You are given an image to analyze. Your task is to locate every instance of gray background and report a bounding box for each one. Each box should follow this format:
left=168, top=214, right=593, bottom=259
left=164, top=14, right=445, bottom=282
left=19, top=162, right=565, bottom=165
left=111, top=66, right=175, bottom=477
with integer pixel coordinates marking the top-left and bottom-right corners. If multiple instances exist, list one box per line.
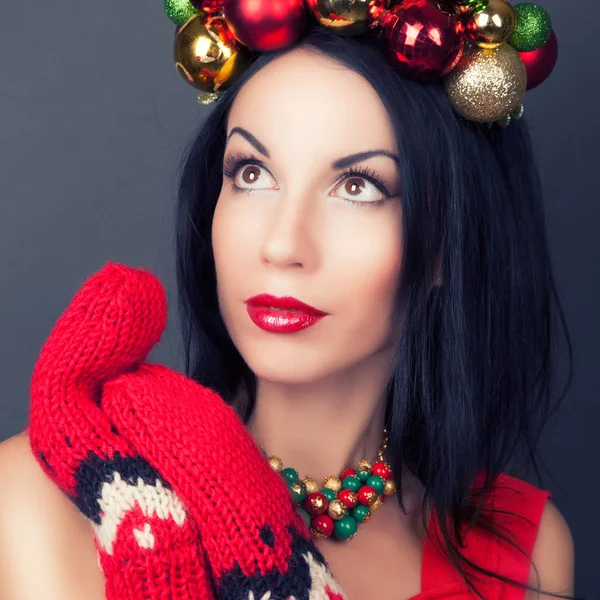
left=1, top=0, right=598, bottom=596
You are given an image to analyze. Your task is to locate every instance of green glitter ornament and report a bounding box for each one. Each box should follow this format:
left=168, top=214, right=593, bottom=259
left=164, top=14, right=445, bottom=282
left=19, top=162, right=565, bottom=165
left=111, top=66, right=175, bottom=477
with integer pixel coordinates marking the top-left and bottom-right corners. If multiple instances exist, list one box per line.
left=509, top=3, right=552, bottom=52
left=165, top=0, right=199, bottom=27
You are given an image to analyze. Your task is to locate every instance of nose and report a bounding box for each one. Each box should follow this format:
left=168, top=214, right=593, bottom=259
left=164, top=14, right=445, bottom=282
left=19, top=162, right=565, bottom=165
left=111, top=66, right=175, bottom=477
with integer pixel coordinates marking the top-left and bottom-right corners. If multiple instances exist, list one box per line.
left=258, top=192, right=319, bottom=271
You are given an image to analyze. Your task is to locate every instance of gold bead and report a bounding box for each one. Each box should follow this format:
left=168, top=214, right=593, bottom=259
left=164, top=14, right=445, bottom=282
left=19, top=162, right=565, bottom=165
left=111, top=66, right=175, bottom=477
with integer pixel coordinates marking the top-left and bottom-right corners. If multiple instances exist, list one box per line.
left=322, top=475, right=343, bottom=493
left=303, top=477, right=319, bottom=494
left=383, top=479, right=397, bottom=496
left=268, top=456, right=284, bottom=472
left=371, top=495, right=384, bottom=512
left=357, top=459, right=372, bottom=471
left=327, top=499, right=348, bottom=520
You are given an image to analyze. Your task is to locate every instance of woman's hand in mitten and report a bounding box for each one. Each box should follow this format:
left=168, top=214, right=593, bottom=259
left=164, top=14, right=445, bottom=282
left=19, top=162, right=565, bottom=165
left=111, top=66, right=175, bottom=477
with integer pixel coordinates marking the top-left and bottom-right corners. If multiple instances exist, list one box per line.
left=28, top=263, right=215, bottom=600
left=31, top=262, right=347, bottom=600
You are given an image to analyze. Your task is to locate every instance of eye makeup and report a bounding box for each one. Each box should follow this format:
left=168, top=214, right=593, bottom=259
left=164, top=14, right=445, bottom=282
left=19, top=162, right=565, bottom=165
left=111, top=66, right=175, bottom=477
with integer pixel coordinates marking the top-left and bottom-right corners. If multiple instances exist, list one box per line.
left=222, top=150, right=399, bottom=205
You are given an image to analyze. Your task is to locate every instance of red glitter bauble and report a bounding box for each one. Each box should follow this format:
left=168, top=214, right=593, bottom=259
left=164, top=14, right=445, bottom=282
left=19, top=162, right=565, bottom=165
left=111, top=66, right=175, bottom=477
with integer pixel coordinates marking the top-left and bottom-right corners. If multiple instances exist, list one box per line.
left=518, top=29, right=558, bottom=91
left=380, top=0, right=466, bottom=80
left=190, top=0, right=224, bottom=14
left=223, top=0, right=307, bottom=51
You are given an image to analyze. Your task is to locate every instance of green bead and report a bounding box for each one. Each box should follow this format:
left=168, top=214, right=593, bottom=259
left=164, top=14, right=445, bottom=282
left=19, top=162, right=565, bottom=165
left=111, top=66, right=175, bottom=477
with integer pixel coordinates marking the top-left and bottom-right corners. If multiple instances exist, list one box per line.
left=366, top=475, right=385, bottom=495
left=296, top=507, right=312, bottom=528
left=342, top=475, right=361, bottom=492
left=509, top=3, right=552, bottom=52
left=333, top=515, right=358, bottom=540
left=320, top=488, right=337, bottom=502
left=356, top=468, right=371, bottom=482
left=164, top=0, right=199, bottom=27
left=288, top=479, right=307, bottom=504
left=281, top=467, right=299, bottom=483
left=352, top=504, right=371, bottom=523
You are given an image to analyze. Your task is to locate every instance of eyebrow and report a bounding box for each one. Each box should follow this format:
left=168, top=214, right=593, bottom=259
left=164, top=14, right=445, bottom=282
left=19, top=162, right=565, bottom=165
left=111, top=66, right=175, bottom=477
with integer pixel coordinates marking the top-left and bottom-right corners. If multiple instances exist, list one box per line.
left=226, top=126, right=400, bottom=168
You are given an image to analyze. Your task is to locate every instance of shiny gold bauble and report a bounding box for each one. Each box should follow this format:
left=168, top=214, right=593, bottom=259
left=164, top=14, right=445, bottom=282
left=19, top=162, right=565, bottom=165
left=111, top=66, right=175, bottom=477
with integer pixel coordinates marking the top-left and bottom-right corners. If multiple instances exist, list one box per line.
left=322, top=475, right=343, bottom=493
left=370, top=495, right=384, bottom=511
left=443, top=42, right=527, bottom=123
left=303, top=477, right=320, bottom=494
left=357, top=459, right=372, bottom=471
left=467, top=0, right=515, bottom=49
left=268, top=455, right=284, bottom=472
left=383, top=479, right=397, bottom=496
left=327, top=499, right=348, bottom=520
left=306, top=0, right=389, bottom=35
left=174, top=14, right=249, bottom=93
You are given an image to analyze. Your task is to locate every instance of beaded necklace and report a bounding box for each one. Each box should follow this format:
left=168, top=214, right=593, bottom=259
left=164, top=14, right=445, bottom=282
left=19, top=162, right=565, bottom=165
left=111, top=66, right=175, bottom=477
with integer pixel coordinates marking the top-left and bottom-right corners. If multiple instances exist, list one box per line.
left=261, top=428, right=396, bottom=541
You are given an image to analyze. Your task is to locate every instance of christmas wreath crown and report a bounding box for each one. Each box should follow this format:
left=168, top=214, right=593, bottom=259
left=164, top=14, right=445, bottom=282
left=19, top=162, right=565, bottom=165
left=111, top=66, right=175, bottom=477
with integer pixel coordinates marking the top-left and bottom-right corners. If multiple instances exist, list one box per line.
left=165, top=0, right=558, bottom=127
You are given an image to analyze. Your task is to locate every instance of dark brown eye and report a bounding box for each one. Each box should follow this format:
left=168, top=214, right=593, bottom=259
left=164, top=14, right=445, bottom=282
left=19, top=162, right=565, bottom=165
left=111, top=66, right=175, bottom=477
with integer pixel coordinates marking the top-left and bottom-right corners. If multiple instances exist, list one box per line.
left=344, top=177, right=365, bottom=196
left=241, top=165, right=261, bottom=184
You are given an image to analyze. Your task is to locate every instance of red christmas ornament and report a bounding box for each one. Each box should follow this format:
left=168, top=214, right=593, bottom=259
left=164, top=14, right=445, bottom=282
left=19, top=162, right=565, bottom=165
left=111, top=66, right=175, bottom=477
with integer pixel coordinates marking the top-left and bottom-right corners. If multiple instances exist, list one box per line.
left=357, top=485, right=378, bottom=506
left=380, top=0, right=466, bottom=80
left=340, top=468, right=356, bottom=481
left=190, top=0, right=224, bottom=13
left=518, top=29, right=558, bottom=91
left=371, top=461, right=391, bottom=480
left=223, top=0, right=307, bottom=51
left=310, top=514, right=335, bottom=538
left=302, top=492, right=329, bottom=516
left=338, top=489, right=358, bottom=508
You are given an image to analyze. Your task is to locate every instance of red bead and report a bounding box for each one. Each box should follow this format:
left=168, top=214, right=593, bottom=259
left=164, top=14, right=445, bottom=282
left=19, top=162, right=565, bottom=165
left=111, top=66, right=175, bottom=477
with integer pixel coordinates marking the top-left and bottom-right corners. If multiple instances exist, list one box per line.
left=371, top=461, right=391, bottom=480
left=340, top=468, right=356, bottom=481
left=338, top=489, right=358, bottom=508
left=302, top=492, right=329, bottom=516
left=310, top=514, right=334, bottom=538
left=357, top=485, right=378, bottom=506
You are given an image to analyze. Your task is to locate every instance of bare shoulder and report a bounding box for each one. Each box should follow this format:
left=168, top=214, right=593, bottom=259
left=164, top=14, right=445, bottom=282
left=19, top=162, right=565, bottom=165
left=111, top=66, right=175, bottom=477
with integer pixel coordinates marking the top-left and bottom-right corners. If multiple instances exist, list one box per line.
left=0, top=432, right=106, bottom=600
left=526, top=498, right=575, bottom=599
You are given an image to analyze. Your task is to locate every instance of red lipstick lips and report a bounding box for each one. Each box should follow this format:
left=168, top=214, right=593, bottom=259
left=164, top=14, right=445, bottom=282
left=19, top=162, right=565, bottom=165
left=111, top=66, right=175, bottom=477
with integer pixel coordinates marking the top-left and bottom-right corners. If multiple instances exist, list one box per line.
left=245, top=294, right=328, bottom=333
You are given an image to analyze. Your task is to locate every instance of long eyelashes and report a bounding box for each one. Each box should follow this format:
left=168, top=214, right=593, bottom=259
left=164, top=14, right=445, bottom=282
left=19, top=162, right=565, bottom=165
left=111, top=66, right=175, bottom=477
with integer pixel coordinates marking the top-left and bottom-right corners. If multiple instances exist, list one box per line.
left=222, top=151, right=394, bottom=205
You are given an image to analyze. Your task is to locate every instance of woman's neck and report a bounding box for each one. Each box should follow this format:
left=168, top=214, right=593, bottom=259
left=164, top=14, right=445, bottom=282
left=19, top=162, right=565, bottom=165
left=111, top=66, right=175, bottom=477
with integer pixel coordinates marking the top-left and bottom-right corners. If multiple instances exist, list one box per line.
left=246, top=355, right=393, bottom=485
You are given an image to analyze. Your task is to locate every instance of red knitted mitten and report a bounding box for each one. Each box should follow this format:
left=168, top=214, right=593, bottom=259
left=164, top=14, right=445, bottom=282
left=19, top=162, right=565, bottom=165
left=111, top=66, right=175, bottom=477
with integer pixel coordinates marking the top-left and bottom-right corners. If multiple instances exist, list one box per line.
left=29, top=262, right=347, bottom=600
left=28, top=264, right=215, bottom=600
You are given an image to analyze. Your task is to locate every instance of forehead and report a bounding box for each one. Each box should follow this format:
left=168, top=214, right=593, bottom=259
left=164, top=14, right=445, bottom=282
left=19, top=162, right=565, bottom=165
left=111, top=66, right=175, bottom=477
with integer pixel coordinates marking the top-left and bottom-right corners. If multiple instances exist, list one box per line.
left=226, top=48, right=397, bottom=158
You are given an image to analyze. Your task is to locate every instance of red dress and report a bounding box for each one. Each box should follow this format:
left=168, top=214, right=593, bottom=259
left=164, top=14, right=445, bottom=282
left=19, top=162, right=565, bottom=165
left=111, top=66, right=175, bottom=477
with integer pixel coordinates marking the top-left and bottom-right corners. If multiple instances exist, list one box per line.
left=410, top=471, right=551, bottom=599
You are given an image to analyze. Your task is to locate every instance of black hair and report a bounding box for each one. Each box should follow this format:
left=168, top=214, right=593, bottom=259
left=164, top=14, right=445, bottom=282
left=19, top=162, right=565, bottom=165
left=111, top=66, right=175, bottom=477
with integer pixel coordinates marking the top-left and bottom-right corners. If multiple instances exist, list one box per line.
left=175, top=26, right=574, bottom=600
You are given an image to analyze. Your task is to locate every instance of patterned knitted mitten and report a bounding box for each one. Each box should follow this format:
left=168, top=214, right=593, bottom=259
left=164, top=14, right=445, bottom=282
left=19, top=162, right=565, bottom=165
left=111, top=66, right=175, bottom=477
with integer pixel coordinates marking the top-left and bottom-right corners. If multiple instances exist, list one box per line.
left=28, top=264, right=214, bottom=599
left=29, top=262, right=347, bottom=600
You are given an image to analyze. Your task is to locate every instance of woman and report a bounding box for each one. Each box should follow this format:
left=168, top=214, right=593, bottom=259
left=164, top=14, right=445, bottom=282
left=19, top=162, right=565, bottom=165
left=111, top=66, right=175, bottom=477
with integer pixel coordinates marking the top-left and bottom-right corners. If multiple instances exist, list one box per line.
left=0, top=20, right=575, bottom=600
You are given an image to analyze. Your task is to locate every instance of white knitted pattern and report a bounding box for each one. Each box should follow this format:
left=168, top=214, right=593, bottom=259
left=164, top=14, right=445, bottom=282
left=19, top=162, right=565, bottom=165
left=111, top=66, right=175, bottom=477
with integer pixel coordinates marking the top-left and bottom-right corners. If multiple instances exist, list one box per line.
left=93, top=471, right=187, bottom=555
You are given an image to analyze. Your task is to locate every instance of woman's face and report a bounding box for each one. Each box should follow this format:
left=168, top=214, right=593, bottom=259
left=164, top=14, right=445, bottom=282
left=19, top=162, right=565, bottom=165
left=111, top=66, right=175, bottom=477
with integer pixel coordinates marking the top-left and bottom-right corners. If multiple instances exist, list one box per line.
left=212, top=47, right=404, bottom=384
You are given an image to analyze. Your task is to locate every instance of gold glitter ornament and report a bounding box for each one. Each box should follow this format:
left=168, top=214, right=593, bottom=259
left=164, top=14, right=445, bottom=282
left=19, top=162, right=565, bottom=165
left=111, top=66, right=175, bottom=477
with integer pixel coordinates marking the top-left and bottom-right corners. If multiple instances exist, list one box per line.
left=383, top=479, right=397, bottom=496
left=327, top=499, right=348, bottom=520
left=174, top=14, right=250, bottom=93
left=466, top=0, right=515, bottom=49
left=443, top=42, right=527, bottom=123
left=370, top=495, right=384, bottom=511
left=268, top=455, right=284, bottom=471
left=357, top=459, right=372, bottom=471
left=306, top=0, right=389, bottom=35
left=303, top=477, right=320, bottom=494
left=322, top=475, right=343, bottom=493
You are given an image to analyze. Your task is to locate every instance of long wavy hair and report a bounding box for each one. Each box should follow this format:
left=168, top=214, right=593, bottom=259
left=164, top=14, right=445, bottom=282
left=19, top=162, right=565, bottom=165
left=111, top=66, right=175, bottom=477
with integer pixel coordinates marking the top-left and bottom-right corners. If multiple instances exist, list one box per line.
left=174, top=26, right=573, bottom=600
